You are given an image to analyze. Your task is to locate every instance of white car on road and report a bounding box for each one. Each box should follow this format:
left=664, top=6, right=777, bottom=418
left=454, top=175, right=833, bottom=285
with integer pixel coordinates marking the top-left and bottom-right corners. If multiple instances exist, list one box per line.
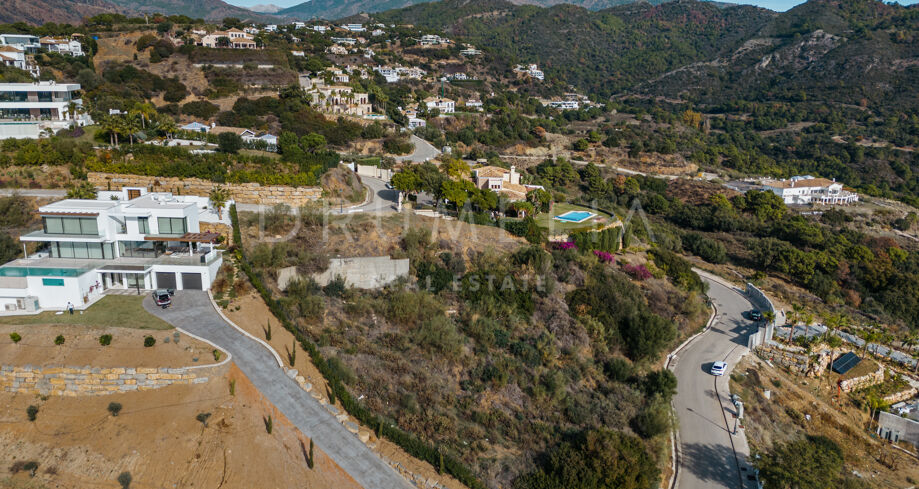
left=710, top=361, right=727, bottom=376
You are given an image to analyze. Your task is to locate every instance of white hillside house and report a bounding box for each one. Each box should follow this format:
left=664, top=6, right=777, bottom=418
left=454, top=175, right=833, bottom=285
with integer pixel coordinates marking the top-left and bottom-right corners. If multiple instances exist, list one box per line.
left=762, top=176, right=858, bottom=205
left=424, top=97, right=454, bottom=114
left=0, top=188, right=228, bottom=313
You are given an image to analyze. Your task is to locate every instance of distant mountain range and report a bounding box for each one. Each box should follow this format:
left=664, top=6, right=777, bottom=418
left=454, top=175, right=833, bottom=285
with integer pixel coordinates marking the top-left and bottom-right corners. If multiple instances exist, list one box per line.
left=0, top=0, right=740, bottom=25
left=276, top=0, right=731, bottom=20
left=0, top=0, right=281, bottom=24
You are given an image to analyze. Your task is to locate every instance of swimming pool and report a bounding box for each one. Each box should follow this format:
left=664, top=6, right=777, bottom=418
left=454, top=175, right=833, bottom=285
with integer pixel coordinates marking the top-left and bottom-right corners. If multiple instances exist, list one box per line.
left=0, top=266, right=89, bottom=278
left=554, top=210, right=597, bottom=223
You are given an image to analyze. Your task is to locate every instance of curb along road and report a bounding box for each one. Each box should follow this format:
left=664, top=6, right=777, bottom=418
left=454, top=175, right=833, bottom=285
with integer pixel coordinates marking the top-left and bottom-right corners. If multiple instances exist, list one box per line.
left=669, top=269, right=760, bottom=489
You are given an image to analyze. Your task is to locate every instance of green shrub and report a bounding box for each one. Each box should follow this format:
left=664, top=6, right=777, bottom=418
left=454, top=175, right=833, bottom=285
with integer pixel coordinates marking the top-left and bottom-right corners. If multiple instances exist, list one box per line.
left=514, top=429, right=658, bottom=489
left=108, top=402, right=122, bottom=416
left=213, top=349, right=222, bottom=361
left=22, top=461, right=38, bottom=477
left=10, top=332, right=21, bottom=343
left=264, top=415, right=273, bottom=434
left=326, top=356, right=356, bottom=385
left=196, top=412, right=211, bottom=427
left=117, top=471, right=132, bottom=489
left=181, top=100, right=219, bottom=119
left=99, top=334, right=112, bottom=346
left=143, top=336, right=155, bottom=347
left=26, top=405, right=38, bottom=421
left=54, top=335, right=65, bottom=345
left=631, top=400, right=671, bottom=438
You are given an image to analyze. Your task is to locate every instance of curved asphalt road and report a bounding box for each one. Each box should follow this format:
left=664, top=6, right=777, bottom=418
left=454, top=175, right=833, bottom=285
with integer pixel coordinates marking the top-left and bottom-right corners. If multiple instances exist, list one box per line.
left=670, top=274, right=760, bottom=489
left=395, top=135, right=441, bottom=163
left=144, top=291, right=413, bottom=489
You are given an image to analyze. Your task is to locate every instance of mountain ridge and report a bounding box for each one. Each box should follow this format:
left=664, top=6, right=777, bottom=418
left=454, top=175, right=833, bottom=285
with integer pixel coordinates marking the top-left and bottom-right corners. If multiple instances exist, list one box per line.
left=277, top=0, right=734, bottom=20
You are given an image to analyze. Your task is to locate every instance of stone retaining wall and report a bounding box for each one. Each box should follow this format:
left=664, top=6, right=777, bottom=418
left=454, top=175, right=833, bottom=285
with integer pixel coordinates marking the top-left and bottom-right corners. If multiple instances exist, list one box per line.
left=0, top=363, right=226, bottom=397
left=88, top=172, right=323, bottom=208
left=839, top=363, right=885, bottom=392
left=883, top=387, right=919, bottom=405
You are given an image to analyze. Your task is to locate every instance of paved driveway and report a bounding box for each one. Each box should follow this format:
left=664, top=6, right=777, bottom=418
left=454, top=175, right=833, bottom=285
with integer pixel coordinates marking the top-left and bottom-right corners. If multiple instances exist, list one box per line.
left=670, top=276, right=760, bottom=489
left=144, top=291, right=412, bottom=489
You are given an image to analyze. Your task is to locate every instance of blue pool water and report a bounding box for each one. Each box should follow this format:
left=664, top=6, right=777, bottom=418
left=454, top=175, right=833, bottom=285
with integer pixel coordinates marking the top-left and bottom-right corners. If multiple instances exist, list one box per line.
left=0, top=266, right=88, bottom=278
left=554, top=210, right=596, bottom=223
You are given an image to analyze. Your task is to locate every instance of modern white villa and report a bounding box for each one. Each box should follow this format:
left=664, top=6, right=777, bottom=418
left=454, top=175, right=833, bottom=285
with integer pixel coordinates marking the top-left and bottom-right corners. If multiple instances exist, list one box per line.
left=0, top=188, right=228, bottom=314
left=0, top=82, right=91, bottom=139
left=762, top=175, right=859, bottom=205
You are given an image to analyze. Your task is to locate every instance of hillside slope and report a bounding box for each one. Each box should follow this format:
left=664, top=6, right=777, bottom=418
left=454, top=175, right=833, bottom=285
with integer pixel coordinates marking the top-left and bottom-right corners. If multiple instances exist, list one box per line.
left=0, top=0, right=128, bottom=25
left=637, top=0, right=919, bottom=110
left=373, top=0, right=773, bottom=97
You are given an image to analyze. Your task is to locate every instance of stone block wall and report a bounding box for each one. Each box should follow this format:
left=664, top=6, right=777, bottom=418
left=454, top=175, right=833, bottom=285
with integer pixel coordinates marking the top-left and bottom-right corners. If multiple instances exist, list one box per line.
left=839, top=363, right=885, bottom=392
left=88, top=172, right=323, bottom=208
left=883, top=387, right=919, bottom=405
left=0, top=363, right=226, bottom=397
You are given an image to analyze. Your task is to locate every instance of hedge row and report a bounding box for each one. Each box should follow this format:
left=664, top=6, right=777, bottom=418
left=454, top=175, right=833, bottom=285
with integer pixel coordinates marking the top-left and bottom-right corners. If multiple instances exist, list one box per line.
left=229, top=204, right=486, bottom=489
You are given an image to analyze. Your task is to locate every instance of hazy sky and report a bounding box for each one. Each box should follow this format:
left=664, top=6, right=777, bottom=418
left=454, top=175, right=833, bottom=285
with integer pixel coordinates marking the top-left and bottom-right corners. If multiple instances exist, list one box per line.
left=225, top=0, right=919, bottom=11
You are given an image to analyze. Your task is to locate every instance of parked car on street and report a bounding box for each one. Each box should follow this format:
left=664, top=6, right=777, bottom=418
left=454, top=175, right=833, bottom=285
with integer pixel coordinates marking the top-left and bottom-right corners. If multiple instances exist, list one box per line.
left=750, top=310, right=763, bottom=321
left=710, top=361, right=727, bottom=376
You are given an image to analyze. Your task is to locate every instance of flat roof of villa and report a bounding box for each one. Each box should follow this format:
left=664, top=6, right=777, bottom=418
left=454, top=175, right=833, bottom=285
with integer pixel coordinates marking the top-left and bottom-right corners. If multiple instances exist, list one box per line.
left=0, top=82, right=81, bottom=92
left=125, top=195, right=196, bottom=210
left=39, top=199, right=119, bottom=213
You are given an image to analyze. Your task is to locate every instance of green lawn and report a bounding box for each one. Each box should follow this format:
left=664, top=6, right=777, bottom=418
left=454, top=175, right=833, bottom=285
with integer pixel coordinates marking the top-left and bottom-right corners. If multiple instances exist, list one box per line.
left=532, top=203, right=617, bottom=233
left=0, top=295, right=173, bottom=330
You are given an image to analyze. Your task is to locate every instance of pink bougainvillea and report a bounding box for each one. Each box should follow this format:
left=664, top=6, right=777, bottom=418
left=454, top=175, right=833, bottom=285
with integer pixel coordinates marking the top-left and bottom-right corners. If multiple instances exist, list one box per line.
left=593, top=250, right=615, bottom=263
left=622, top=263, right=652, bottom=280
left=555, top=241, right=577, bottom=250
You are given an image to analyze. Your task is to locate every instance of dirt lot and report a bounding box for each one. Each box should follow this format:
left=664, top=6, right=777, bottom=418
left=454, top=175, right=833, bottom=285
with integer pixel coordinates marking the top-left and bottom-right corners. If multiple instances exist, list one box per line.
left=320, top=213, right=524, bottom=260
left=0, top=364, right=360, bottom=489
left=0, top=324, right=214, bottom=369
left=731, top=355, right=919, bottom=487
left=221, top=290, right=470, bottom=489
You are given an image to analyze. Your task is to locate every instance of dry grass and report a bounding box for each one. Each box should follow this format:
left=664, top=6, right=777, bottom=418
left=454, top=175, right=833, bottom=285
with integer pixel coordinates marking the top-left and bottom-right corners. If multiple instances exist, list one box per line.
left=731, top=356, right=919, bottom=487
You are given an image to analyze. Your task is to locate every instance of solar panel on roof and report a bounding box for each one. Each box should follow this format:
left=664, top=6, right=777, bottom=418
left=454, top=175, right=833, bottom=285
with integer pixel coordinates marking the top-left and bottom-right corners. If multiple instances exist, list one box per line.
left=832, top=352, right=861, bottom=375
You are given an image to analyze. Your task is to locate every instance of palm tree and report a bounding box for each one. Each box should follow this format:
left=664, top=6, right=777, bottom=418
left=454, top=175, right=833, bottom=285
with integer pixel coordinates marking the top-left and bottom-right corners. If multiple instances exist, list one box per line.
left=130, top=102, right=156, bottom=130
left=154, top=113, right=177, bottom=139
left=867, top=395, right=888, bottom=432
left=788, top=303, right=803, bottom=343
left=823, top=313, right=843, bottom=378
left=101, top=115, right=121, bottom=147
left=802, top=313, right=815, bottom=340
left=124, top=114, right=141, bottom=145
left=763, top=310, right=776, bottom=326
left=209, top=186, right=231, bottom=219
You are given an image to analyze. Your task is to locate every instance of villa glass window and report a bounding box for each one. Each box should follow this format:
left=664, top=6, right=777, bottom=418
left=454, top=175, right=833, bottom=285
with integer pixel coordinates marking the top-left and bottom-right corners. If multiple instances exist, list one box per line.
left=48, top=241, right=111, bottom=259
left=118, top=240, right=164, bottom=258
left=157, top=217, right=187, bottom=235
left=137, top=217, right=149, bottom=234
left=43, top=216, right=98, bottom=235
